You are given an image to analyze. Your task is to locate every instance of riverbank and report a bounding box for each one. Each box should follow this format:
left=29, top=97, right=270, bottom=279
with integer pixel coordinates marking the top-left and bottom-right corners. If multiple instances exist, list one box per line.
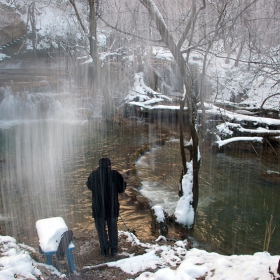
left=1, top=227, right=280, bottom=280
left=1, top=97, right=280, bottom=278
left=1, top=116, right=189, bottom=279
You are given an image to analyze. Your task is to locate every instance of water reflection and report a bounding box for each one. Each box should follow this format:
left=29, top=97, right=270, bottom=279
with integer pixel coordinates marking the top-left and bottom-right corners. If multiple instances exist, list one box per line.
left=136, top=140, right=280, bottom=255
left=0, top=88, right=279, bottom=256
left=0, top=118, right=152, bottom=248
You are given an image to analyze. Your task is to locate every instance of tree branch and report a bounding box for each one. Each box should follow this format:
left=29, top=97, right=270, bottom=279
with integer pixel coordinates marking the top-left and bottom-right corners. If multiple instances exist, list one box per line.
left=69, top=0, right=87, bottom=34
left=99, top=16, right=162, bottom=43
left=140, top=0, right=178, bottom=61
left=260, top=93, right=280, bottom=109
left=177, top=0, right=196, bottom=50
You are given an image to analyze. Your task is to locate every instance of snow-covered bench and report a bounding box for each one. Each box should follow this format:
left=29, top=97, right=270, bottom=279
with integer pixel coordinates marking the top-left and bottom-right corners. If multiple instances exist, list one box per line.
left=36, top=217, right=75, bottom=273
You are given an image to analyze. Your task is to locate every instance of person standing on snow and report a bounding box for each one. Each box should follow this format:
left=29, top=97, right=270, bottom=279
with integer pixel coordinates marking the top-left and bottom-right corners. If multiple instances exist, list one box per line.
left=86, top=158, right=126, bottom=257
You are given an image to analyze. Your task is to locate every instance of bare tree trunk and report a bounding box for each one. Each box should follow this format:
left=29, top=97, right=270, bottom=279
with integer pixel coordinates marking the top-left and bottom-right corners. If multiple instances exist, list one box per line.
left=70, top=5, right=99, bottom=74
left=69, top=0, right=97, bottom=62
left=140, top=0, right=200, bottom=228
left=29, top=2, right=37, bottom=58
left=199, top=3, right=228, bottom=126
left=179, top=91, right=187, bottom=177
left=88, top=0, right=98, bottom=64
left=224, top=39, right=232, bottom=64
left=234, top=36, right=245, bottom=67
left=189, top=87, right=199, bottom=212
left=247, top=44, right=252, bottom=71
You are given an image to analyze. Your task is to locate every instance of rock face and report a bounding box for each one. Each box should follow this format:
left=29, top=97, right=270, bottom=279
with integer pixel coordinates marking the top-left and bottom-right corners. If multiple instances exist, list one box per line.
left=0, top=3, right=26, bottom=47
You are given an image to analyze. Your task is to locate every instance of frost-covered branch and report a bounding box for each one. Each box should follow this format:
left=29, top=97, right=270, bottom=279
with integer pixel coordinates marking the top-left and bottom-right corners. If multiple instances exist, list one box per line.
left=216, top=136, right=263, bottom=148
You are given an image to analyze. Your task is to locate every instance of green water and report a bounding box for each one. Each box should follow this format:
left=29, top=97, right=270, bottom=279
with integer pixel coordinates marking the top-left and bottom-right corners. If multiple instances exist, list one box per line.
left=0, top=119, right=279, bottom=256
left=136, top=140, right=280, bottom=255
left=0, top=120, right=152, bottom=246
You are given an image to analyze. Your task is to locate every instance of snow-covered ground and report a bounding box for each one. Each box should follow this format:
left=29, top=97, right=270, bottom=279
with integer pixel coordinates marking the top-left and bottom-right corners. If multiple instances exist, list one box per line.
left=0, top=235, right=61, bottom=279
left=1, top=232, right=279, bottom=280
left=109, top=232, right=280, bottom=280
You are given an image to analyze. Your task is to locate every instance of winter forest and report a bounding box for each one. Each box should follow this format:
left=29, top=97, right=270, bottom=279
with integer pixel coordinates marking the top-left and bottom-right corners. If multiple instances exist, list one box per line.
left=0, top=0, right=280, bottom=279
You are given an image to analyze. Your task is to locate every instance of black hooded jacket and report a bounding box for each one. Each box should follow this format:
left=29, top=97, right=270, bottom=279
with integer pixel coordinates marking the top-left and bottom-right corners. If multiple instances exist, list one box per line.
left=86, top=166, right=126, bottom=219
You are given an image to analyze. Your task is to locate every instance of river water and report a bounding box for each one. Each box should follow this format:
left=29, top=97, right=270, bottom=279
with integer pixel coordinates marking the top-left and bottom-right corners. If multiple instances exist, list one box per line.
left=0, top=115, right=154, bottom=246
left=136, top=140, right=280, bottom=255
left=0, top=88, right=279, bottom=256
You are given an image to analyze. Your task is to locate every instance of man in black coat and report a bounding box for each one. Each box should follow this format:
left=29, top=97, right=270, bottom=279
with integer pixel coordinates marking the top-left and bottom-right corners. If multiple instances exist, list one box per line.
left=86, top=158, right=126, bottom=257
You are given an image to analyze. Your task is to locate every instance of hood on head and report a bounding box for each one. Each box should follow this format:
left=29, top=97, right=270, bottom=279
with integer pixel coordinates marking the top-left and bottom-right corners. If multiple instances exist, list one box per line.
left=99, top=158, right=111, bottom=167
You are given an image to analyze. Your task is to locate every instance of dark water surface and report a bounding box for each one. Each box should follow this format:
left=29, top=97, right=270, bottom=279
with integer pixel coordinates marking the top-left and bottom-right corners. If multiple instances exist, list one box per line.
left=136, top=140, right=280, bottom=255
left=0, top=110, right=279, bottom=256
left=0, top=119, right=156, bottom=248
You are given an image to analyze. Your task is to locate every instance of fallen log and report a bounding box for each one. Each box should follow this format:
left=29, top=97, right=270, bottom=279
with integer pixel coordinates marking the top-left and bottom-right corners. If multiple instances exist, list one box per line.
left=212, top=136, right=263, bottom=154
left=215, top=136, right=263, bottom=148
left=82, top=263, right=109, bottom=271
left=261, top=172, right=280, bottom=184
left=231, top=126, right=280, bottom=137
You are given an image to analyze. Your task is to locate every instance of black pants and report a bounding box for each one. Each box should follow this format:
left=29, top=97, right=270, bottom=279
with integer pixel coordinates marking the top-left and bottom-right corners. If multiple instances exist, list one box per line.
left=94, top=216, right=118, bottom=254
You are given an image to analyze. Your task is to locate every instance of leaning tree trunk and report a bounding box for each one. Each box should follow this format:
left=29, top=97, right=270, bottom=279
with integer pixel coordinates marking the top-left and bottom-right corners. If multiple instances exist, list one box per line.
left=179, top=94, right=187, bottom=175
left=141, top=0, right=201, bottom=228
left=178, top=90, right=187, bottom=198
left=189, top=85, right=200, bottom=212
left=185, top=77, right=200, bottom=213
left=234, top=36, right=245, bottom=67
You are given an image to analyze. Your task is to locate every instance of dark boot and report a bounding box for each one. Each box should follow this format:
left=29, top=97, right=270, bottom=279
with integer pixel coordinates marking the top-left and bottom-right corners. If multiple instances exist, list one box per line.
left=111, top=248, right=118, bottom=257
left=100, top=247, right=109, bottom=257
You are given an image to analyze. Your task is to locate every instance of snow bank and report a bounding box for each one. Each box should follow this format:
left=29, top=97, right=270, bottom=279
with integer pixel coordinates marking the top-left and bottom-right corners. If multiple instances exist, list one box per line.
left=0, top=231, right=279, bottom=280
left=151, top=205, right=165, bottom=223
left=134, top=248, right=280, bottom=280
left=108, top=250, right=161, bottom=274
left=0, top=236, right=42, bottom=279
left=174, top=161, right=195, bottom=228
left=107, top=232, right=280, bottom=280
